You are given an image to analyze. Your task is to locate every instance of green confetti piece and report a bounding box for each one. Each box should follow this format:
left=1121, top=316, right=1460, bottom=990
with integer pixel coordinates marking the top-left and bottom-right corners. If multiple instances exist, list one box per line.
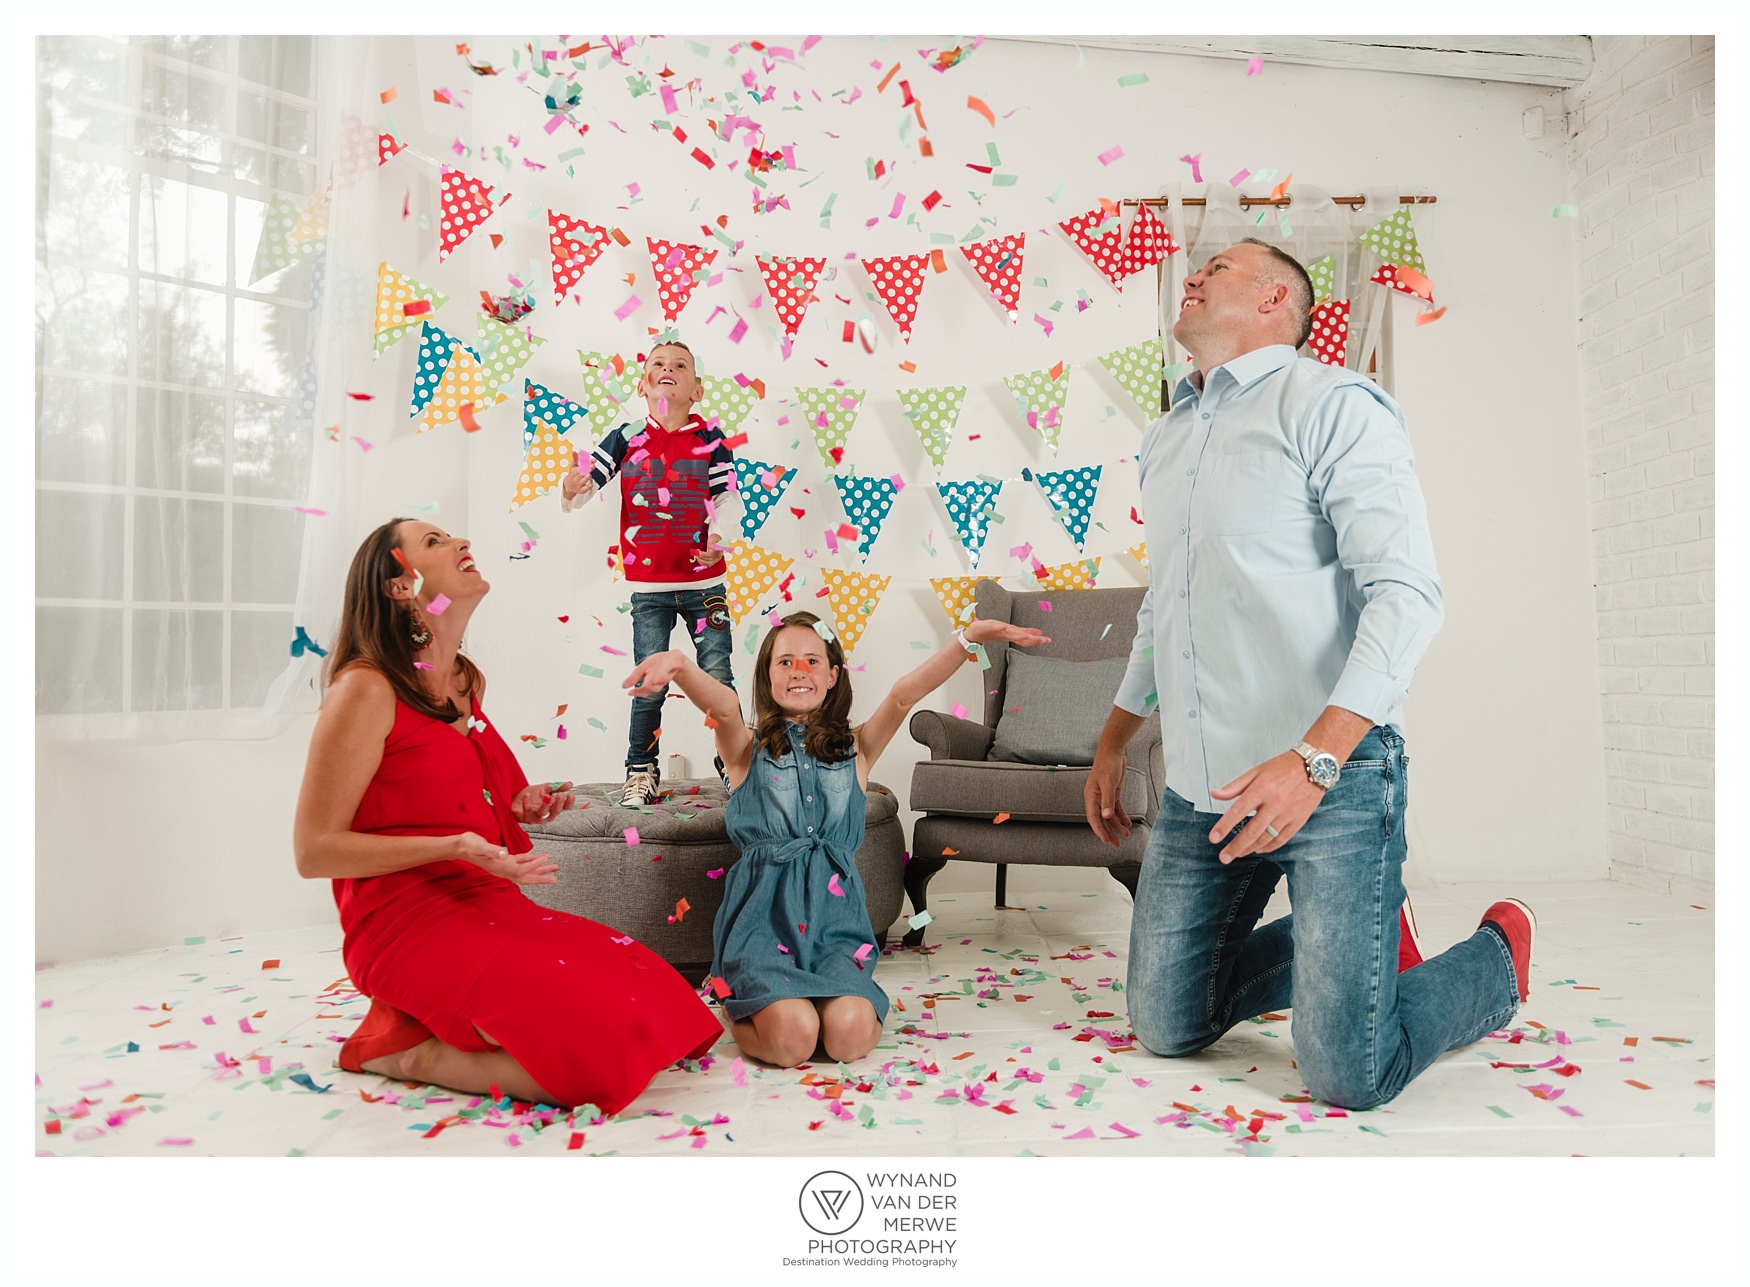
left=1117, top=73, right=1149, bottom=87
left=1486, top=1105, right=1512, bottom=1118
left=586, top=716, right=607, bottom=731
left=1552, top=203, right=1579, bottom=218
left=184, top=936, right=206, bottom=945
left=578, top=663, right=604, bottom=678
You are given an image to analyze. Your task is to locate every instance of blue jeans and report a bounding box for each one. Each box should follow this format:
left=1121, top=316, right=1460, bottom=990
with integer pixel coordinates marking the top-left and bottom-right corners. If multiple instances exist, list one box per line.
left=1126, top=727, right=1519, bottom=1109
left=627, top=584, right=736, bottom=771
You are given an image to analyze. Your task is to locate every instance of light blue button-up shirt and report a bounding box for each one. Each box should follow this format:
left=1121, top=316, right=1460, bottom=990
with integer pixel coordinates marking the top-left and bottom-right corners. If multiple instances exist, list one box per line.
left=1113, top=344, right=1443, bottom=812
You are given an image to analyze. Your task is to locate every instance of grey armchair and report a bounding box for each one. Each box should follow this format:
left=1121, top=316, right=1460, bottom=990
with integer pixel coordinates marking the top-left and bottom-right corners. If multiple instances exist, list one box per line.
left=903, top=580, right=1163, bottom=945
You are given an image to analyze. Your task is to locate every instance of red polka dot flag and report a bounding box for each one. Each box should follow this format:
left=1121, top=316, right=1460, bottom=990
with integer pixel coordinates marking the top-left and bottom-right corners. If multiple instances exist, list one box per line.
left=1369, top=263, right=1435, bottom=304
left=549, top=209, right=613, bottom=307
left=756, top=254, right=827, bottom=338
left=959, top=232, right=1026, bottom=320
left=1058, top=205, right=1130, bottom=288
left=1307, top=300, right=1350, bottom=367
left=861, top=253, right=930, bottom=342
left=437, top=167, right=509, bottom=263
left=646, top=237, right=719, bottom=321
left=1123, top=204, right=1178, bottom=276
left=377, top=132, right=406, bottom=167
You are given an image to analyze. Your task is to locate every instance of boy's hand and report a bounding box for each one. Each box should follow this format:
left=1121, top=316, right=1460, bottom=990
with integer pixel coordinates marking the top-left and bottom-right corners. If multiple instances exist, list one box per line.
left=691, top=529, right=725, bottom=568
left=623, top=651, right=687, bottom=697
left=561, top=449, right=596, bottom=501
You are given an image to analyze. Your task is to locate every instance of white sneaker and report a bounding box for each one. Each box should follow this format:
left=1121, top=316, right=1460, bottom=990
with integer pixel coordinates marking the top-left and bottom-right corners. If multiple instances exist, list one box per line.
left=619, top=763, right=660, bottom=807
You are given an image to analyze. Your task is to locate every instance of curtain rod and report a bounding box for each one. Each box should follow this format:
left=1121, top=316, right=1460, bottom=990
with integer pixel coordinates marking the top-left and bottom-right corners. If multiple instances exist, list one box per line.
left=1124, top=195, right=1437, bottom=210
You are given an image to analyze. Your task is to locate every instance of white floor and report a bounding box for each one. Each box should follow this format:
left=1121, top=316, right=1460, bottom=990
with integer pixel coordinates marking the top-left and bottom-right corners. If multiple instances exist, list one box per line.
left=35, top=878, right=1714, bottom=1157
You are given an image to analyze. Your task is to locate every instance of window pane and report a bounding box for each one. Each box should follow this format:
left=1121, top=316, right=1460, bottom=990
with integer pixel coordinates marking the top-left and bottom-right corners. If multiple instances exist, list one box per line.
left=137, top=280, right=227, bottom=388
left=44, top=93, right=134, bottom=152
left=139, top=63, right=228, bottom=134
left=38, top=264, right=129, bottom=376
left=38, top=375, right=128, bottom=486
left=36, top=606, right=124, bottom=714
left=233, top=396, right=311, bottom=500
left=231, top=609, right=295, bottom=707
left=38, top=36, right=129, bottom=102
left=233, top=295, right=307, bottom=394
left=238, top=36, right=312, bottom=97
left=136, top=387, right=226, bottom=493
left=232, top=503, right=303, bottom=605
left=138, top=36, right=229, bottom=72
left=134, top=495, right=224, bottom=604
left=43, top=155, right=132, bottom=272
left=132, top=608, right=224, bottom=710
left=237, top=90, right=310, bottom=154
left=139, top=176, right=229, bottom=286
left=36, top=488, right=125, bottom=600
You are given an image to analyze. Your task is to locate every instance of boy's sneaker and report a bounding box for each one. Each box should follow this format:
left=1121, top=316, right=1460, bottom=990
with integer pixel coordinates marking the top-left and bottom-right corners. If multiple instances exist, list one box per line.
left=619, top=763, right=660, bottom=807
left=1479, top=898, right=1537, bottom=1004
left=1397, top=897, right=1424, bottom=973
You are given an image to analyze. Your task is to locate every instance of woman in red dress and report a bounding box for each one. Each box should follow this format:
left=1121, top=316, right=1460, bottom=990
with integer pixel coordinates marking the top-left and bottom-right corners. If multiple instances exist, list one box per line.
left=293, top=518, right=723, bottom=1111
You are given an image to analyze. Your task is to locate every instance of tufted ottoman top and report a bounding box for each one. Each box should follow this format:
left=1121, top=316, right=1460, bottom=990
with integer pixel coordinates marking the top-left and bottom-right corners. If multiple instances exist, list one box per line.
left=529, top=778, right=899, bottom=842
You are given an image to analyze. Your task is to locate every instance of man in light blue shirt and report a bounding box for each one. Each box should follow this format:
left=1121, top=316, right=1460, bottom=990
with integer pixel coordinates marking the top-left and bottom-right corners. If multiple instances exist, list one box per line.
left=1084, top=239, right=1536, bottom=1109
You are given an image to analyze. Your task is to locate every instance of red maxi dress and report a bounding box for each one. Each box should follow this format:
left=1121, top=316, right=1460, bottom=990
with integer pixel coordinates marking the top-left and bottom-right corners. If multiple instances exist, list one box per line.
left=335, top=696, right=722, bottom=1113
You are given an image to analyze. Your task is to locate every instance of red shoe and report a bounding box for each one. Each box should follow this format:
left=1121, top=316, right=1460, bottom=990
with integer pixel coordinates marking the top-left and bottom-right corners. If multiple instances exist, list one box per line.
left=1397, top=897, right=1424, bottom=973
left=338, top=998, right=433, bottom=1074
left=1480, top=899, right=1537, bottom=1004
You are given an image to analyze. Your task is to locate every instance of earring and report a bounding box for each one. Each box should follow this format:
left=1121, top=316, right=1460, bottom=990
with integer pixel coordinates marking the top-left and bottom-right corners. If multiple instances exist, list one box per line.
left=409, top=611, right=433, bottom=650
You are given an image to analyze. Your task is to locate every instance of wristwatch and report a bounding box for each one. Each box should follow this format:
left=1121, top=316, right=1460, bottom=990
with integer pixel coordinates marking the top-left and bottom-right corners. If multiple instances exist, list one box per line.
left=1293, top=741, right=1341, bottom=790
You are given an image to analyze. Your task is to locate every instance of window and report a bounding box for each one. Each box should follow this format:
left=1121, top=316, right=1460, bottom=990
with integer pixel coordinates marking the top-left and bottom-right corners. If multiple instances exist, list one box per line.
left=36, top=36, right=322, bottom=717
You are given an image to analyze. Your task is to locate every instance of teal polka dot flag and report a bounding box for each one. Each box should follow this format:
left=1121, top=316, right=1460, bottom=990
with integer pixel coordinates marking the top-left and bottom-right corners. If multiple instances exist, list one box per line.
left=702, top=375, right=758, bottom=434
left=831, top=474, right=898, bottom=562
left=410, top=323, right=469, bottom=418
left=1029, top=465, right=1103, bottom=551
left=935, top=478, right=1004, bottom=568
left=733, top=458, right=796, bottom=540
left=1097, top=340, right=1166, bottom=418
left=479, top=317, right=545, bottom=403
left=896, top=385, right=967, bottom=472
left=1308, top=254, right=1337, bottom=306
left=1002, top=366, right=1071, bottom=453
left=1357, top=207, right=1426, bottom=271
left=522, top=379, right=589, bottom=447
left=795, top=387, right=866, bottom=468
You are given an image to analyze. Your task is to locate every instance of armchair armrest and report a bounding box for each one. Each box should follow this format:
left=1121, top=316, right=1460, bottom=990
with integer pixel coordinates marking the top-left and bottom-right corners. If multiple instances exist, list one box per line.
left=909, top=708, right=996, bottom=761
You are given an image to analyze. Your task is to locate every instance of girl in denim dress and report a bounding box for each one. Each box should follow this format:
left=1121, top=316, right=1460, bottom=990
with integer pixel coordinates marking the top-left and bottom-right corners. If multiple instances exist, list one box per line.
left=622, top=609, right=1049, bottom=1067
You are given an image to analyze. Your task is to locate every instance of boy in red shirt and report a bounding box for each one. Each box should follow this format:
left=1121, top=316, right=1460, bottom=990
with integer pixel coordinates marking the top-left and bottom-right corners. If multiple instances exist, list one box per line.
left=561, top=341, right=738, bottom=805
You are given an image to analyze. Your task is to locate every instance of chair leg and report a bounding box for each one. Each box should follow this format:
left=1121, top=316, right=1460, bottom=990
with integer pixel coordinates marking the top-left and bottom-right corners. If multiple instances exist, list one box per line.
left=902, top=853, right=950, bottom=947
left=994, top=863, right=1008, bottom=908
left=1108, top=863, right=1142, bottom=899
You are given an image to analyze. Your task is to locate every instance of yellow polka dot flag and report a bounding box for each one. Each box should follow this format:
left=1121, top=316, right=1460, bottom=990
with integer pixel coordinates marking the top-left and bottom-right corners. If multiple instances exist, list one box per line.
left=929, top=576, right=989, bottom=628
left=509, top=422, right=569, bottom=512
left=1126, top=542, right=1149, bottom=569
left=822, top=569, right=892, bottom=654
left=1034, top=558, right=1101, bottom=592
left=416, top=345, right=506, bottom=434
left=375, top=262, right=449, bottom=357
left=723, top=539, right=796, bottom=624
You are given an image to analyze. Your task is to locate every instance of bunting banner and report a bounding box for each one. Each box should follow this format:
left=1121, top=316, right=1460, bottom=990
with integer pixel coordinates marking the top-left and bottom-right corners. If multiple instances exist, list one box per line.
left=1307, top=300, right=1350, bottom=366
left=510, top=421, right=570, bottom=512
left=820, top=568, right=891, bottom=654
left=960, top=233, right=1025, bottom=320
left=1126, top=542, right=1149, bottom=569
left=1357, top=207, right=1425, bottom=272
left=373, top=262, right=449, bottom=356
left=732, top=459, right=796, bottom=539
left=437, top=167, right=510, bottom=262
left=1028, top=464, right=1102, bottom=551
left=417, top=343, right=505, bottom=434
left=1002, top=366, right=1071, bottom=453
left=723, top=539, right=796, bottom=623
left=549, top=209, right=613, bottom=306
left=702, top=374, right=759, bottom=433
left=1097, top=339, right=1166, bottom=418
left=523, top=378, right=589, bottom=447
left=862, top=252, right=930, bottom=342
left=1122, top=205, right=1177, bottom=277
left=1370, top=263, right=1435, bottom=303
left=248, top=193, right=315, bottom=284
left=1307, top=254, right=1337, bottom=306
left=1058, top=205, right=1130, bottom=288
left=410, top=323, right=466, bottom=418
left=477, top=316, right=544, bottom=401
left=756, top=254, right=827, bottom=337
left=794, top=386, right=865, bottom=467
left=647, top=236, right=718, bottom=320
left=935, top=479, right=1003, bottom=568
left=831, top=475, right=899, bottom=561
left=579, top=350, right=644, bottom=410
left=378, top=131, right=406, bottom=166
left=289, top=189, right=329, bottom=248
left=896, top=385, right=967, bottom=472
left=929, top=575, right=989, bottom=628
left=1033, top=558, right=1102, bottom=591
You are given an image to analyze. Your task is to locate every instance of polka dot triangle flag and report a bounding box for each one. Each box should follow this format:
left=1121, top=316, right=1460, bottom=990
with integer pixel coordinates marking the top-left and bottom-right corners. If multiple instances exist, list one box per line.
left=523, top=379, right=589, bottom=448
left=1035, top=558, right=1101, bottom=592
left=549, top=209, right=613, bottom=307
left=1057, top=205, right=1131, bottom=289
left=509, top=422, right=571, bottom=513
left=821, top=569, right=892, bottom=654
left=248, top=193, right=314, bottom=284
left=374, top=262, right=449, bottom=357
left=1002, top=366, right=1071, bottom=454
left=410, top=323, right=465, bottom=417
left=1028, top=464, right=1103, bottom=551
left=579, top=350, right=643, bottom=414
left=862, top=253, right=930, bottom=341
left=794, top=387, right=865, bottom=468
left=417, top=344, right=505, bottom=435
left=289, top=189, right=330, bottom=248
left=1126, top=542, right=1149, bottom=569
left=646, top=236, right=718, bottom=321
left=1369, top=263, right=1435, bottom=304
left=1307, top=300, right=1351, bottom=367
left=756, top=255, right=827, bottom=338
left=929, top=575, right=989, bottom=629
left=831, top=475, right=899, bottom=562
left=377, top=132, right=406, bottom=166
left=1098, top=339, right=1167, bottom=418
left=1307, top=254, right=1338, bottom=306
left=1357, top=207, right=1426, bottom=272
left=935, top=479, right=1003, bottom=568
left=477, top=316, right=545, bottom=402
left=959, top=232, right=1025, bottom=320
left=895, top=386, right=967, bottom=472
left=1123, top=205, right=1178, bottom=276
left=723, top=539, right=795, bottom=624
left=702, top=375, right=758, bottom=434
left=731, top=459, right=796, bottom=540
left=437, top=167, right=510, bottom=263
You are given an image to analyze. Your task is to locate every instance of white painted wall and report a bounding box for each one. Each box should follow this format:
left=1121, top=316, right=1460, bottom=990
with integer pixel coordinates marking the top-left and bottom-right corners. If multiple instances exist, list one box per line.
left=38, top=34, right=1610, bottom=963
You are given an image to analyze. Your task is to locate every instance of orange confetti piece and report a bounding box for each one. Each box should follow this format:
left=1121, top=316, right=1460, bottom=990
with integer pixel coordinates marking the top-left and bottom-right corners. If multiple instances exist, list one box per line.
left=1626, top=1079, right=1652, bottom=1090
left=1269, top=172, right=1294, bottom=202
left=942, top=846, right=960, bottom=855
left=458, top=402, right=481, bottom=432
left=966, top=96, right=995, bottom=126
left=260, top=959, right=281, bottom=970
left=1048, top=360, right=1065, bottom=381
left=877, top=63, right=901, bottom=93
left=704, top=714, right=719, bottom=729
left=489, top=233, right=503, bottom=249
left=1413, top=306, right=1446, bottom=326
left=930, top=248, right=947, bottom=273
left=899, top=360, right=917, bottom=373
left=1396, top=265, right=1433, bottom=299
left=992, top=812, right=1011, bottom=824
left=379, top=87, right=397, bottom=104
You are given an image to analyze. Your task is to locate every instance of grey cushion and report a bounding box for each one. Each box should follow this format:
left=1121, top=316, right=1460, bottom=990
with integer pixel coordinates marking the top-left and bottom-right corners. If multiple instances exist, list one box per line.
left=909, top=758, right=1151, bottom=822
left=988, top=651, right=1130, bottom=765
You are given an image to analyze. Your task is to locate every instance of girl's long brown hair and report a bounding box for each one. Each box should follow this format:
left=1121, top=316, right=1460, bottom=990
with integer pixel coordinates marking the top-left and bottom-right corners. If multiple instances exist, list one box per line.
left=324, top=517, right=482, bottom=721
left=751, top=611, right=856, bottom=764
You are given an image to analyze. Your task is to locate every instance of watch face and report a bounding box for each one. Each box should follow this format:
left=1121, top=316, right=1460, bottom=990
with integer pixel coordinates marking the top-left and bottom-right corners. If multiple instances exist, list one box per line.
left=1309, top=754, right=1341, bottom=789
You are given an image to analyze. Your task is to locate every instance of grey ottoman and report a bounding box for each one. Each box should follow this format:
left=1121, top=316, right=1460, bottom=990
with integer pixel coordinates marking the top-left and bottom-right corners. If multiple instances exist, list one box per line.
left=522, top=779, right=908, bottom=979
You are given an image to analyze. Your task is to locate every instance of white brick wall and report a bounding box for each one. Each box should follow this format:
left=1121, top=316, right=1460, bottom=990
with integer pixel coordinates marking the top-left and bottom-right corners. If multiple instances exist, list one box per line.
left=1567, top=35, right=1714, bottom=897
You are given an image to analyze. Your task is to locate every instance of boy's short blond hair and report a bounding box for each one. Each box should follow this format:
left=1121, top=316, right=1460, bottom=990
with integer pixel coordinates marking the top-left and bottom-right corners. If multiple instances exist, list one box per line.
left=645, top=339, right=700, bottom=377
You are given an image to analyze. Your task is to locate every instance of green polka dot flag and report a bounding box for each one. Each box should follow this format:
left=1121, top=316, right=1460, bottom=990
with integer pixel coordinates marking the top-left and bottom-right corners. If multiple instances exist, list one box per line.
left=702, top=375, right=758, bottom=434
left=1097, top=339, right=1166, bottom=418
left=478, top=317, right=545, bottom=403
left=896, top=386, right=967, bottom=472
left=794, top=387, right=866, bottom=468
left=1002, top=366, right=1071, bottom=453
left=1307, top=255, right=1337, bottom=306
left=248, top=193, right=314, bottom=284
left=579, top=350, right=643, bottom=414
left=1357, top=207, right=1425, bottom=272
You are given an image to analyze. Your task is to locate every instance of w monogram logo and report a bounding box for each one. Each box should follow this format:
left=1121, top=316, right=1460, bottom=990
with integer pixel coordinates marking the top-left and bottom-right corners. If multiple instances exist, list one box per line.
left=798, top=1170, right=864, bottom=1234
left=812, top=1188, right=852, bottom=1221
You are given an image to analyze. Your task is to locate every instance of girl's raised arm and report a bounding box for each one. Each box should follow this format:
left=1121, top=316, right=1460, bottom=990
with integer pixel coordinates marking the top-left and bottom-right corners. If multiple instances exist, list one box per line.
left=624, top=650, right=755, bottom=786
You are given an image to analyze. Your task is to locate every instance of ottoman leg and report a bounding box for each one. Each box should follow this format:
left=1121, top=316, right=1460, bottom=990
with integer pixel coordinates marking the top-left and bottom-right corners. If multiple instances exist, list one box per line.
left=994, top=862, right=1008, bottom=908
left=901, top=852, right=949, bottom=947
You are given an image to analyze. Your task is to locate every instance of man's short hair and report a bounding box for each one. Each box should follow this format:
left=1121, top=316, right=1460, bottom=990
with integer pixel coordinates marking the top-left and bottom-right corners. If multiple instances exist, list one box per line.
left=1240, top=238, right=1314, bottom=350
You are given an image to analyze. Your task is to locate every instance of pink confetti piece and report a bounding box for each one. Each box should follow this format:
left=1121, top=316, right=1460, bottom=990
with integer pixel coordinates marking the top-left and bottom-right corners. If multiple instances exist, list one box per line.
left=157, top=1138, right=195, bottom=1147
left=949, top=702, right=969, bottom=720
left=1065, top=1127, right=1096, bottom=1140
left=426, top=593, right=452, bottom=616
left=1108, top=1122, right=1140, bottom=1138
left=1038, top=600, right=1052, bottom=612
left=1096, top=144, right=1124, bottom=166
left=1179, top=152, right=1202, bottom=183
left=731, top=1057, right=748, bottom=1086
left=293, top=506, right=327, bottom=516
left=853, top=942, right=874, bottom=961
left=623, top=827, right=641, bottom=845
left=706, top=867, right=726, bottom=879
left=610, top=934, right=634, bottom=945
left=350, top=437, right=374, bottom=451
left=238, top=1018, right=257, bottom=1034
left=414, top=662, right=435, bottom=670
left=827, top=872, right=846, bottom=897
left=1229, top=169, right=1251, bottom=187
left=727, top=317, right=748, bottom=344
left=614, top=295, right=642, bottom=321
left=600, top=644, right=628, bottom=655
left=1246, top=57, right=1264, bottom=75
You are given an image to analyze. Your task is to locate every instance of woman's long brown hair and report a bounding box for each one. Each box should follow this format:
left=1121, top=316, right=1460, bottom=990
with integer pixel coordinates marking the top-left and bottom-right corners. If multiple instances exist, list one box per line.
left=323, top=517, right=482, bottom=721
left=750, top=611, right=856, bottom=764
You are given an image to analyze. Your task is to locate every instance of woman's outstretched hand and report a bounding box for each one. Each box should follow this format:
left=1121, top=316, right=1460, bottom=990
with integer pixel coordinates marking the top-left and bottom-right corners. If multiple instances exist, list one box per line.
left=967, top=621, right=1052, bottom=649
left=510, top=780, right=575, bottom=825
left=623, top=650, right=687, bottom=698
left=454, top=832, right=560, bottom=884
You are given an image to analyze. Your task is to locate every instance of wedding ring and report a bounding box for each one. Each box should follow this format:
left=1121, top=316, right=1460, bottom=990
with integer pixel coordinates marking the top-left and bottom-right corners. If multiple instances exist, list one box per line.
left=1264, top=825, right=1281, bottom=839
